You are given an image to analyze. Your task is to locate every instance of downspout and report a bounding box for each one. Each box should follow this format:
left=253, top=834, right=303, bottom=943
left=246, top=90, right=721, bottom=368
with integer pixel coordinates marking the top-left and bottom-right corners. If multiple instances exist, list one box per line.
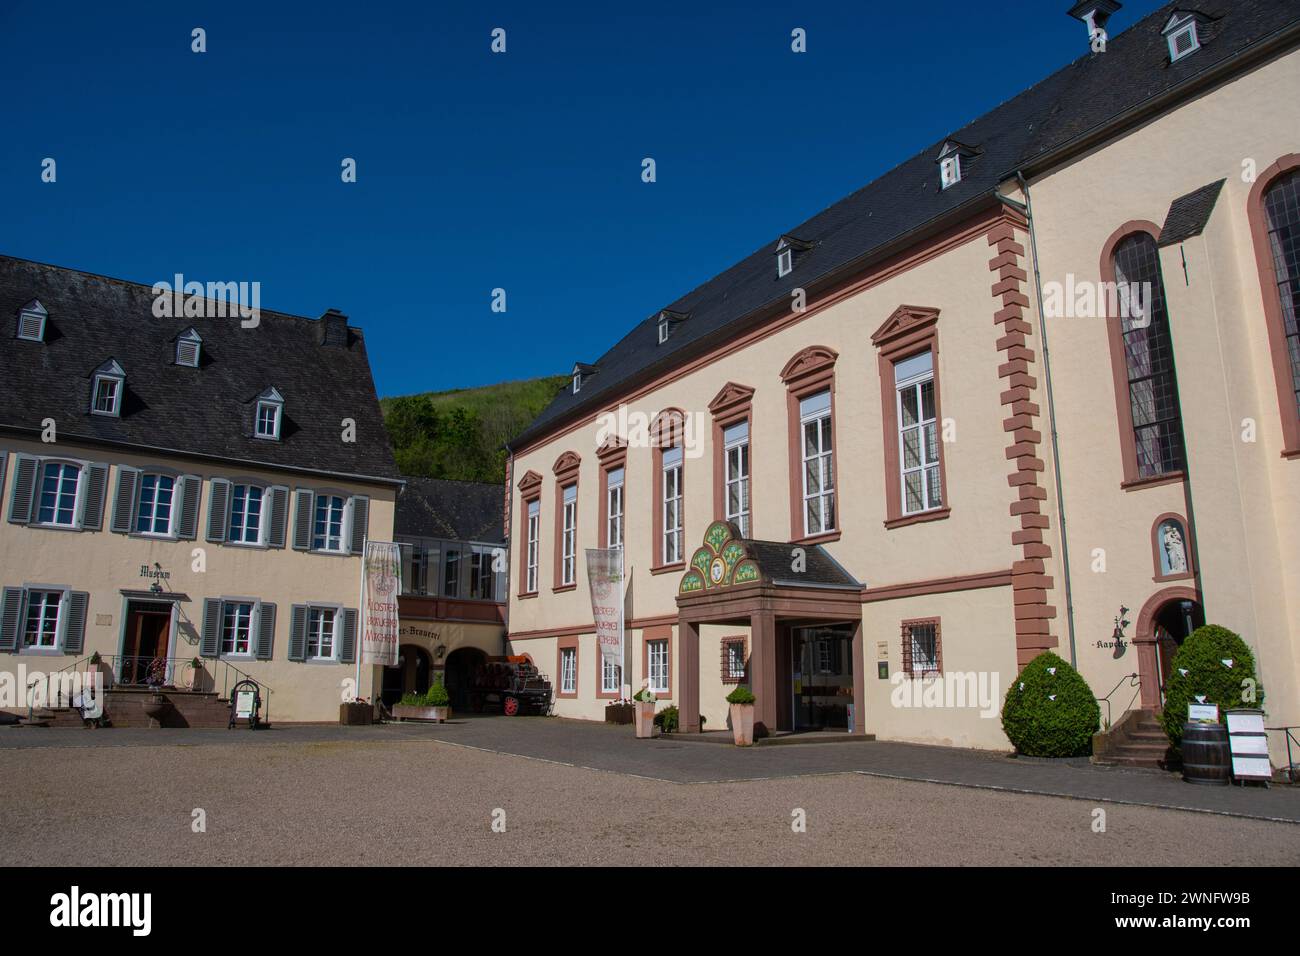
left=999, top=174, right=1078, bottom=668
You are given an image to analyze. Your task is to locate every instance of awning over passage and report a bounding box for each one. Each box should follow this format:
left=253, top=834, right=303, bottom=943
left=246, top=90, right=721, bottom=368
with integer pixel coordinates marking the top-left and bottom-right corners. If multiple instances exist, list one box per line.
left=675, top=521, right=865, bottom=736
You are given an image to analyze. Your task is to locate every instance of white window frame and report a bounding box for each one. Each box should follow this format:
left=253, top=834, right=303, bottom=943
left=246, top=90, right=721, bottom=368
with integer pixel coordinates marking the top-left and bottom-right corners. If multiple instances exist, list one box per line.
left=312, top=493, right=348, bottom=553
left=777, top=247, right=793, bottom=277
left=91, top=374, right=123, bottom=417
left=601, top=657, right=621, bottom=694
left=35, top=461, right=84, bottom=529
left=17, top=302, right=47, bottom=342
left=228, top=483, right=267, bottom=546
left=560, top=647, right=577, bottom=694
left=561, top=485, right=577, bottom=586
left=726, top=640, right=746, bottom=681
left=220, top=601, right=256, bottom=658
left=723, top=421, right=750, bottom=538
left=648, top=639, right=669, bottom=694
left=662, top=446, right=683, bottom=565
left=176, top=328, right=202, bottom=367
left=136, top=472, right=177, bottom=537
left=525, top=500, right=540, bottom=593
left=21, top=588, right=68, bottom=652
left=940, top=155, right=961, bottom=189
left=606, top=467, right=624, bottom=549
left=896, top=352, right=942, bottom=516
left=799, top=391, right=835, bottom=536
left=254, top=400, right=282, bottom=440
left=306, top=605, right=339, bottom=661
left=572, top=373, right=582, bottom=394
left=1166, top=19, right=1200, bottom=61
left=907, top=622, right=940, bottom=677
left=658, top=318, right=670, bottom=344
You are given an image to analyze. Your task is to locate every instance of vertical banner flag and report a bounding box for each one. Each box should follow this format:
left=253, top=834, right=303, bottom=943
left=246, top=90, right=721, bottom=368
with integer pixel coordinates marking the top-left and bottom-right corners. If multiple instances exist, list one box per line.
left=586, top=548, right=624, bottom=673
left=361, top=541, right=401, bottom=667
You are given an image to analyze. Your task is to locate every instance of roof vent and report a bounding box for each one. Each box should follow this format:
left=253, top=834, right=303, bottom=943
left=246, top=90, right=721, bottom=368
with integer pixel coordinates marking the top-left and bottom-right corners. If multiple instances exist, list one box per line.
left=17, top=300, right=47, bottom=342
left=1163, top=11, right=1204, bottom=62
left=1067, top=0, right=1121, bottom=50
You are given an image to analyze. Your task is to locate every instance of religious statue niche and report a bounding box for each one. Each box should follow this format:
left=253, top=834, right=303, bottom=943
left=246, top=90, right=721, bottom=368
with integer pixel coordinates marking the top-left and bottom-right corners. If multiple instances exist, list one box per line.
left=1152, top=515, right=1193, bottom=581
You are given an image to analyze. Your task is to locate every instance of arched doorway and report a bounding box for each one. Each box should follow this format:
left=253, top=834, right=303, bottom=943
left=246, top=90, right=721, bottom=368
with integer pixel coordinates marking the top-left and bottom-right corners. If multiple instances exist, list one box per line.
left=444, top=647, right=488, bottom=712
left=381, top=644, right=433, bottom=707
left=1135, top=587, right=1203, bottom=710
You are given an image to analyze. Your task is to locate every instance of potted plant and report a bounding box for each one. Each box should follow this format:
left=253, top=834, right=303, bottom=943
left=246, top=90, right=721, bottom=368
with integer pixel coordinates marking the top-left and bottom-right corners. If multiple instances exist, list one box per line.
left=393, top=691, right=438, bottom=722
left=426, top=679, right=451, bottom=723
left=727, top=685, right=756, bottom=745
left=632, top=685, right=656, bottom=738
left=653, top=705, right=679, bottom=735
left=340, top=697, right=373, bottom=725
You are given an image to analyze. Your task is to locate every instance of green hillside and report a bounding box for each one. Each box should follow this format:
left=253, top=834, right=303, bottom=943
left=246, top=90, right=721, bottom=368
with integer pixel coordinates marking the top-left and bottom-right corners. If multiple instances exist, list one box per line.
left=381, top=375, right=567, bottom=484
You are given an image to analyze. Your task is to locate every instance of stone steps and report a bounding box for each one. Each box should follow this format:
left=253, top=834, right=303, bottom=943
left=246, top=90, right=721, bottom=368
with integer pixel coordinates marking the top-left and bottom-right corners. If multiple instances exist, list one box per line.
left=1092, top=710, right=1173, bottom=770
left=28, top=688, right=236, bottom=729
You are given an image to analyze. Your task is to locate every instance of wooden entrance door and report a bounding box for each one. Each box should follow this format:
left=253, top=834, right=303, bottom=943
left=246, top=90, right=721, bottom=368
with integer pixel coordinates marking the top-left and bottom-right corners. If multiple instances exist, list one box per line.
left=123, top=602, right=172, bottom=685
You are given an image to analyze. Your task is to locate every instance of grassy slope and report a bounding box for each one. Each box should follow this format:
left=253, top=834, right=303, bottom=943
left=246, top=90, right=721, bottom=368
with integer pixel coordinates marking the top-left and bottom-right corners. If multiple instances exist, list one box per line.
left=380, top=375, right=567, bottom=484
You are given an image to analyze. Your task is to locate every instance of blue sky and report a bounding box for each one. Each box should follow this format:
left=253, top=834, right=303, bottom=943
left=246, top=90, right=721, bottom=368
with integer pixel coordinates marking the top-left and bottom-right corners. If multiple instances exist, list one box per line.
left=0, top=0, right=1166, bottom=398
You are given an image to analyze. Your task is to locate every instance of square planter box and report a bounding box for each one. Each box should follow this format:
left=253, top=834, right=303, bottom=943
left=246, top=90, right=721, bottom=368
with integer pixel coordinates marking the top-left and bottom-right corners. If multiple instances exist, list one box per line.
left=393, top=704, right=449, bottom=723
left=634, top=700, right=656, bottom=738
left=339, top=702, right=373, bottom=726
left=605, top=703, right=634, bottom=725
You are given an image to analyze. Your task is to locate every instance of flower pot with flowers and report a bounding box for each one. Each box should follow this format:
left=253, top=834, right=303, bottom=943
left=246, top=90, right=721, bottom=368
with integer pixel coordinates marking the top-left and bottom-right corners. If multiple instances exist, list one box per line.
left=632, top=685, right=657, bottom=738
left=726, top=685, right=756, bottom=746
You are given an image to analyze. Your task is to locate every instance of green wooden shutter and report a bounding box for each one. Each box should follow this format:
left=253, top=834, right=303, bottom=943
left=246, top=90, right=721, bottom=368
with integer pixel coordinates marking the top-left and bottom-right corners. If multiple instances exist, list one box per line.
left=0, top=587, right=24, bottom=652
left=176, top=475, right=201, bottom=540
left=292, top=489, right=314, bottom=551
left=81, top=463, right=109, bottom=531
left=340, top=607, right=357, bottom=663
left=255, top=602, right=276, bottom=660
left=349, top=496, right=369, bottom=555
left=288, top=605, right=308, bottom=662
left=266, top=486, right=289, bottom=549
left=63, top=591, right=89, bottom=654
left=200, top=598, right=222, bottom=658
left=7, top=454, right=38, bottom=524
left=110, top=466, right=140, bottom=534
left=206, top=479, right=231, bottom=543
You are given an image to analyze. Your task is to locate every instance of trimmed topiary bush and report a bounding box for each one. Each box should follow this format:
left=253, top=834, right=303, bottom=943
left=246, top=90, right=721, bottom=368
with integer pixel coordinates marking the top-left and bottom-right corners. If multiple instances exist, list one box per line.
left=425, top=679, right=450, bottom=708
left=1001, top=651, right=1100, bottom=757
left=726, top=685, right=755, bottom=705
left=1160, top=624, right=1263, bottom=748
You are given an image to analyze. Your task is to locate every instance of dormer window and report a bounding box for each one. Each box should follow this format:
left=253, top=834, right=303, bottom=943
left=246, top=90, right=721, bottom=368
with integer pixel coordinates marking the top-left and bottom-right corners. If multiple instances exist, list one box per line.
left=1163, top=13, right=1201, bottom=62
left=17, top=300, right=47, bottom=342
left=90, top=359, right=125, bottom=417
left=774, top=236, right=812, bottom=279
left=936, top=140, right=977, bottom=191
left=572, top=372, right=583, bottom=394
left=175, top=328, right=202, bottom=367
left=254, top=387, right=284, bottom=440
left=571, top=363, right=596, bottom=395
left=656, top=310, right=689, bottom=345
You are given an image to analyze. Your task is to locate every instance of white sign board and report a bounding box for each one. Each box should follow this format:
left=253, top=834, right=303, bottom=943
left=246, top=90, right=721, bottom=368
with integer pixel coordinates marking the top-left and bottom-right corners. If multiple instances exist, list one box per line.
left=1226, top=709, right=1271, bottom=782
left=1187, top=703, right=1219, bottom=722
left=235, top=689, right=256, bottom=719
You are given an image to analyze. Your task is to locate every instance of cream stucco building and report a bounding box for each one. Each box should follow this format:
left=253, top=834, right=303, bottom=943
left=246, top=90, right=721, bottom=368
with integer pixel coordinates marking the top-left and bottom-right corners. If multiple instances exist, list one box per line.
left=503, top=0, right=1300, bottom=762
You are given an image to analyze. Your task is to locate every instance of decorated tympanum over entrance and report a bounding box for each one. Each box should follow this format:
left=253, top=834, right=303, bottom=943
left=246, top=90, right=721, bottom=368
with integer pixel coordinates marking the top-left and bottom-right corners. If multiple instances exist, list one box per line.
left=679, top=521, right=762, bottom=594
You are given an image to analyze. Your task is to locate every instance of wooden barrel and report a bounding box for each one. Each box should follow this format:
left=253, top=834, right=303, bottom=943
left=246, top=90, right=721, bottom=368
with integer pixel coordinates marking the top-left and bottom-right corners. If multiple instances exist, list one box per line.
left=1182, top=722, right=1230, bottom=786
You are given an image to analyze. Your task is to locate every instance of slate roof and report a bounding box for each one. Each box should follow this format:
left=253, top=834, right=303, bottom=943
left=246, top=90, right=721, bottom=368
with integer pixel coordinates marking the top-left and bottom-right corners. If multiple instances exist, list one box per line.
left=1158, top=179, right=1227, bottom=246
left=509, top=0, right=1300, bottom=450
left=0, top=255, right=400, bottom=483
left=745, top=540, right=862, bottom=590
left=395, top=476, right=505, bottom=544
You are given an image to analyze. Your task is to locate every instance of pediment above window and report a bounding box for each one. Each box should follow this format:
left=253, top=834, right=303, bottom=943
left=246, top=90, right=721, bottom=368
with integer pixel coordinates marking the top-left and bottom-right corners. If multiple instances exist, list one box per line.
left=779, top=346, right=838, bottom=386
left=708, top=382, right=756, bottom=416
left=552, top=451, right=582, bottom=481
left=516, top=469, right=543, bottom=494
left=871, top=305, right=941, bottom=349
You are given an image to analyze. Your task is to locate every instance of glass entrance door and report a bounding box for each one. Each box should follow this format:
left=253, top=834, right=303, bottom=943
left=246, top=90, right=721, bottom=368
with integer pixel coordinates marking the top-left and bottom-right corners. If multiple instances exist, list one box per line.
left=791, top=626, right=853, bottom=730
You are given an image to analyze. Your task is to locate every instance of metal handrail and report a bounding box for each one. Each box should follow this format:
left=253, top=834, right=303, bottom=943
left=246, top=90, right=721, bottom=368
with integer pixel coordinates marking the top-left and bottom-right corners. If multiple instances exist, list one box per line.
left=1265, top=726, right=1300, bottom=783
left=26, top=654, right=94, bottom=718
left=1095, top=672, right=1140, bottom=731
left=103, top=654, right=274, bottom=727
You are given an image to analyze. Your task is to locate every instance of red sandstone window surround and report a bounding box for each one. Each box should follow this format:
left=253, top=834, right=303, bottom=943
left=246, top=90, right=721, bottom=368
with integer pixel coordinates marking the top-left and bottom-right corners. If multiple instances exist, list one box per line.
left=1247, top=154, right=1300, bottom=459
left=901, top=618, right=942, bottom=678
left=720, top=636, right=748, bottom=684
left=709, top=382, right=755, bottom=538
left=556, top=636, right=579, bottom=698
left=871, top=306, right=951, bottom=528
left=650, top=409, right=687, bottom=572
left=642, top=624, right=672, bottom=697
left=515, top=469, right=543, bottom=598
left=552, top=452, right=581, bottom=592
left=781, top=346, right=840, bottom=544
left=596, top=437, right=628, bottom=550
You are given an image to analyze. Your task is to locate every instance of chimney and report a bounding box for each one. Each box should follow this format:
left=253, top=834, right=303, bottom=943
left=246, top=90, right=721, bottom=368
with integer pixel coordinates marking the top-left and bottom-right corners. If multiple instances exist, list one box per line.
left=317, top=308, right=349, bottom=347
left=1068, top=0, right=1121, bottom=48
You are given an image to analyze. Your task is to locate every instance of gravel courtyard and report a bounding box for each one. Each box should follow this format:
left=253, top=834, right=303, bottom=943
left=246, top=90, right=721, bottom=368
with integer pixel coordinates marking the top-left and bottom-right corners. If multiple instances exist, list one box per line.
left=2, top=729, right=1297, bottom=866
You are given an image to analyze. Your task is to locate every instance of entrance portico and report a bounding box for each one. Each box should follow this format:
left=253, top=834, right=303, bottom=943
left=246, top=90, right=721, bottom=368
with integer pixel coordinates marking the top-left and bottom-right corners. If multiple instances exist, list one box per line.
left=675, top=522, right=864, bottom=737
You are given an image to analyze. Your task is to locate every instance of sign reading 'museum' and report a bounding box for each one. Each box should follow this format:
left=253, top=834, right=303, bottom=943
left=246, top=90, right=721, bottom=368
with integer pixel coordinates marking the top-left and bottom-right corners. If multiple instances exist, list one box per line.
left=361, top=541, right=401, bottom=667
